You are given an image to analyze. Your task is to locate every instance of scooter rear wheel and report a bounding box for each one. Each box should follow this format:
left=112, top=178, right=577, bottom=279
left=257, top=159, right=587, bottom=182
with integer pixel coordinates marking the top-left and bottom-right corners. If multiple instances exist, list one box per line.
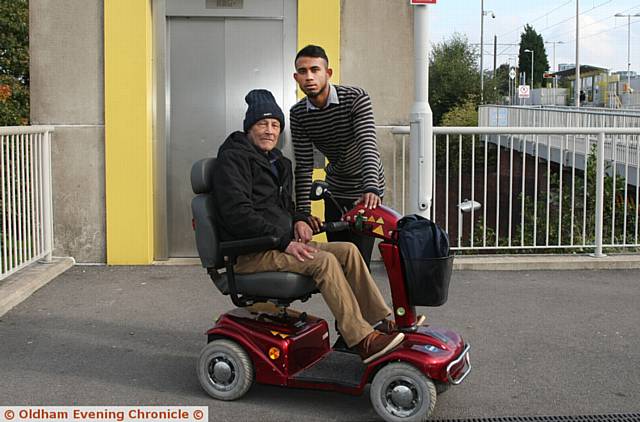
left=197, top=339, right=254, bottom=401
left=370, top=362, right=436, bottom=422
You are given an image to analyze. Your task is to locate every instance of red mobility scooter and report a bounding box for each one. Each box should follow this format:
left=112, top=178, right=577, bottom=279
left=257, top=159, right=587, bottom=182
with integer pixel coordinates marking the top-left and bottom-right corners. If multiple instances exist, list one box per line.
left=190, top=158, right=470, bottom=421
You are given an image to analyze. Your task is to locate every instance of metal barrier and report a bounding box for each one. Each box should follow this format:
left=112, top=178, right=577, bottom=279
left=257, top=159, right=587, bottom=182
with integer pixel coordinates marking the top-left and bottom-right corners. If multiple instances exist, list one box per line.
left=479, top=105, right=640, bottom=128
left=385, top=126, right=640, bottom=255
left=0, top=126, right=54, bottom=280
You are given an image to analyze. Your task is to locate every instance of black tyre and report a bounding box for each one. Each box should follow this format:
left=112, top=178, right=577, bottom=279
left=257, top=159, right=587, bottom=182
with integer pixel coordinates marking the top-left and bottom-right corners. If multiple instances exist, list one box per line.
left=435, top=381, right=450, bottom=394
left=370, top=363, right=437, bottom=422
left=197, top=339, right=253, bottom=401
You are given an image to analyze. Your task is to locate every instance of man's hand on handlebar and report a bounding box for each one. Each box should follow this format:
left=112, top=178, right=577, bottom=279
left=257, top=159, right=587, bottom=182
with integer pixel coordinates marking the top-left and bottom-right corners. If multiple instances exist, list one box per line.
left=358, top=192, right=381, bottom=209
left=307, top=215, right=323, bottom=233
left=285, top=241, right=318, bottom=262
left=294, top=221, right=314, bottom=243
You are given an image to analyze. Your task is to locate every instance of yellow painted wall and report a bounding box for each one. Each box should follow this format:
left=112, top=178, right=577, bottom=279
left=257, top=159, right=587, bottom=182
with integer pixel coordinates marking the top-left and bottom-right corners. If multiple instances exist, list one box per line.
left=297, top=0, right=340, bottom=240
left=104, top=1, right=154, bottom=264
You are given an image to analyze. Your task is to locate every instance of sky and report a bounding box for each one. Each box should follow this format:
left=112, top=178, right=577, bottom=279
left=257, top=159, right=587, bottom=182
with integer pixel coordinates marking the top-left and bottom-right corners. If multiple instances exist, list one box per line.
left=428, top=0, right=640, bottom=73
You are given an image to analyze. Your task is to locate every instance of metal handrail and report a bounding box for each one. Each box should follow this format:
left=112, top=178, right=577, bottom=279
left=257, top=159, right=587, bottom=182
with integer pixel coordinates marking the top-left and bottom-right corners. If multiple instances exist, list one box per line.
left=0, top=126, right=54, bottom=280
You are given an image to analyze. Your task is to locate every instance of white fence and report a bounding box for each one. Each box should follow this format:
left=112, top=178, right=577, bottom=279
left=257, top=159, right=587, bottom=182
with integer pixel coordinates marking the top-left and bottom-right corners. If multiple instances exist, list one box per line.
left=621, top=92, right=640, bottom=109
left=0, top=126, right=54, bottom=280
left=386, top=126, right=640, bottom=255
left=479, top=105, right=640, bottom=128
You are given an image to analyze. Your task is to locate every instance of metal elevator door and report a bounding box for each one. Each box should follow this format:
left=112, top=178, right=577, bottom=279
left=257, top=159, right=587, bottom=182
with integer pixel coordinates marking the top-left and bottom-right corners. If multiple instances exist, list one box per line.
left=167, top=17, right=288, bottom=257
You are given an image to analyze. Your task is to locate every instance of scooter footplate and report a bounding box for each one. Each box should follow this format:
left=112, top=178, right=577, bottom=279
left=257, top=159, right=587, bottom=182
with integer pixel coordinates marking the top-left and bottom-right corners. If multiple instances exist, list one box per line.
left=291, top=351, right=365, bottom=388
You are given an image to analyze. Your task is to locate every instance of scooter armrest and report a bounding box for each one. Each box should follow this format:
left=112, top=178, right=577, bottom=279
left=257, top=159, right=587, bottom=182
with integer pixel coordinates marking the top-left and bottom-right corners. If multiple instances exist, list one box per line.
left=219, top=236, right=280, bottom=258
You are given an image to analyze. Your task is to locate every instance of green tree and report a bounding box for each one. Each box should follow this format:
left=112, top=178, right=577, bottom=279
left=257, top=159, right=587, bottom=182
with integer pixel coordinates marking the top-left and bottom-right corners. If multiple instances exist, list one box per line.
left=518, top=24, right=549, bottom=89
left=0, top=0, right=29, bottom=126
left=483, top=63, right=512, bottom=103
left=440, top=99, right=478, bottom=127
left=429, top=33, right=480, bottom=125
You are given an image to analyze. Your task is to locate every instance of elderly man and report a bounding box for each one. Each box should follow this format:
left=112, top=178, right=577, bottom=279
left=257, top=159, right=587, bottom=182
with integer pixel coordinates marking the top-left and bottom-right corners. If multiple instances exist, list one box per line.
left=212, top=89, right=403, bottom=363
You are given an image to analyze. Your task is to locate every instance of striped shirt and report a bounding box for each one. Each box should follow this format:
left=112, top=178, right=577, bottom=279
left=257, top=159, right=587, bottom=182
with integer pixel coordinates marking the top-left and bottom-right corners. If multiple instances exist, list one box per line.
left=290, top=84, right=385, bottom=213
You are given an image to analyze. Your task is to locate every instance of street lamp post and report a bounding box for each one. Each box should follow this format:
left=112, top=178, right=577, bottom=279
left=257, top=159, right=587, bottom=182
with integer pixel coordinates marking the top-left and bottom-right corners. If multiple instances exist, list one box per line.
left=524, top=49, right=534, bottom=87
left=480, top=0, right=495, bottom=103
left=524, top=49, right=534, bottom=104
left=615, top=12, right=640, bottom=94
left=545, top=41, right=564, bottom=104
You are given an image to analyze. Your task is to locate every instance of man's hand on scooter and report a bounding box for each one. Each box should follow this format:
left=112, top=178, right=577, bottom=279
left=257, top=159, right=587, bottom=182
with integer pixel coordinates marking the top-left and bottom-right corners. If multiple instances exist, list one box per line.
left=294, top=220, right=315, bottom=243
left=307, top=215, right=323, bottom=233
left=285, top=241, right=318, bottom=262
left=359, top=192, right=381, bottom=209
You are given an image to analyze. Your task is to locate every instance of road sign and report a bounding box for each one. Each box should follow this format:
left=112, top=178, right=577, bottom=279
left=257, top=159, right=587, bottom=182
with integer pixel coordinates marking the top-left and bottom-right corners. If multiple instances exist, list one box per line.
left=410, top=0, right=436, bottom=4
left=518, top=85, right=530, bottom=99
left=509, top=68, right=516, bottom=80
left=543, top=72, right=556, bottom=79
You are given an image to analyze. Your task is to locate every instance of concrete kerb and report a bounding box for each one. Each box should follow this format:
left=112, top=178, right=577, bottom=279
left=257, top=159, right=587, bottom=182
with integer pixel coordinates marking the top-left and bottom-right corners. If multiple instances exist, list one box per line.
left=0, top=257, right=75, bottom=318
left=155, top=254, right=640, bottom=271
left=453, top=253, right=640, bottom=271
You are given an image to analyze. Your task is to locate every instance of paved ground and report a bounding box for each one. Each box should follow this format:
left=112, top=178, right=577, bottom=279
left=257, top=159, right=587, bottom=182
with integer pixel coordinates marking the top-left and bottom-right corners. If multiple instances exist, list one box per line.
left=1, top=264, right=639, bottom=421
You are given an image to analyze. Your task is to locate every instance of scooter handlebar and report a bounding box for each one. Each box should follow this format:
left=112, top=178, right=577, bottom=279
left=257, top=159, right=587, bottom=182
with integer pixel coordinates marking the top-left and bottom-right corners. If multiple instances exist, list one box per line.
left=321, top=221, right=350, bottom=232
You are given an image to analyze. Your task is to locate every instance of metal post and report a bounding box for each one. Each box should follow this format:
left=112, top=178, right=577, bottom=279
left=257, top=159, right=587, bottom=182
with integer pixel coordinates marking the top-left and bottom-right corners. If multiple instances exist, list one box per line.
left=627, top=15, right=631, bottom=93
left=493, top=35, right=497, bottom=78
left=615, top=13, right=640, bottom=95
left=42, top=130, right=53, bottom=262
left=530, top=51, right=534, bottom=88
left=480, top=0, right=484, bottom=102
left=409, top=4, right=432, bottom=218
left=575, top=0, right=581, bottom=107
left=593, top=131, right=605, bottom=257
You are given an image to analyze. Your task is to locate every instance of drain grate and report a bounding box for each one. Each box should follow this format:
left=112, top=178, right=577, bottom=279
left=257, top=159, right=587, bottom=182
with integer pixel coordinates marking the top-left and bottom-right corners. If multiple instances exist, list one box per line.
left=433, top=414, right=640, bottom=422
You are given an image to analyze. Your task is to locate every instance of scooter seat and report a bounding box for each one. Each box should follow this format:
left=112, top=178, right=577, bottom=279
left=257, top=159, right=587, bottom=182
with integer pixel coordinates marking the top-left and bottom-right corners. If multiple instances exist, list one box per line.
left=215, top=271, right=317, bottom=299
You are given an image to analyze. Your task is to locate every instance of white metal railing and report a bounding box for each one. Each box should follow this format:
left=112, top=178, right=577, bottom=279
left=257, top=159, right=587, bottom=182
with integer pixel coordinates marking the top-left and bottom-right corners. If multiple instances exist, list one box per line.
left=0, top=126, right=54, bottom=280
left=621, top=92, right=640, bottom=109
left=385, top=126, right=640, bottom=255
left=480, top=105, right=640, bottom=128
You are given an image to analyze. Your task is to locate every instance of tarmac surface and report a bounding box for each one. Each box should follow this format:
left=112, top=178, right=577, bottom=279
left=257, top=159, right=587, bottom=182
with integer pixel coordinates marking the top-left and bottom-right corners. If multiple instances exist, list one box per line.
left=1, top=263, right=639, bottom=421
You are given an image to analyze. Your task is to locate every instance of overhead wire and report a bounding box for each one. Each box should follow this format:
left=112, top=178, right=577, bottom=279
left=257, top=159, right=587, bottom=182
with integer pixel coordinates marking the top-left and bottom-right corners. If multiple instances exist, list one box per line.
left=497, top=0, right=572, bottom=39
left=550, top=1, right=640, bottom=40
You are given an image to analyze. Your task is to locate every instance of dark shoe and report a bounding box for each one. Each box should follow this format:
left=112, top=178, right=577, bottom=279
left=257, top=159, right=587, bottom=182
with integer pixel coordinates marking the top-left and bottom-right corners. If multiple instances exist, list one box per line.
left=376, top=315, right=426, bottom=333
left=332, top=335, right=358, bottom=354
left=356, top=330, right=405, bottom=364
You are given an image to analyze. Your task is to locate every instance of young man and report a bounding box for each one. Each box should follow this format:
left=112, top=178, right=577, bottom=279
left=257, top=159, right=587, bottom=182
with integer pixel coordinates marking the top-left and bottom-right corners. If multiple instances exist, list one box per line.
left=212, top=89, right=403, bottom=363
left=290, top=45, right=385, bottom=267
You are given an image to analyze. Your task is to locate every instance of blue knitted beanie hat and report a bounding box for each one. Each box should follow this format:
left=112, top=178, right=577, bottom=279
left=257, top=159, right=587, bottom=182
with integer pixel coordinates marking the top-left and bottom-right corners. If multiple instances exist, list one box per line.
left=243, top=89, right=285, bottom=133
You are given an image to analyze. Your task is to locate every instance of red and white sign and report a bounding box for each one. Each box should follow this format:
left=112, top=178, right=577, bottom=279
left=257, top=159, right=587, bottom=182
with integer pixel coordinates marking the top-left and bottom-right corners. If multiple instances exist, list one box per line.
left=543, top=72, right=556, bottom=79
left=518, top=85, right=530, bottom=99
left=410, top=0, right=437, bottom=4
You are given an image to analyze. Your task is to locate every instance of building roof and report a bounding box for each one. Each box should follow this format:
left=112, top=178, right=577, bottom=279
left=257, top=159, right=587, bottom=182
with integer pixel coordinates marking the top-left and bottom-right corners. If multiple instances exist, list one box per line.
left=552, top=65, right=608, bottom=79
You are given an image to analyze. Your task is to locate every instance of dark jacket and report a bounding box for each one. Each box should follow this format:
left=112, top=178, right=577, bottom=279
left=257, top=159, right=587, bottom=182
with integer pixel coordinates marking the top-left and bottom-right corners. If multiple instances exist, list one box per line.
left=212, top=131, right=308, bottom=251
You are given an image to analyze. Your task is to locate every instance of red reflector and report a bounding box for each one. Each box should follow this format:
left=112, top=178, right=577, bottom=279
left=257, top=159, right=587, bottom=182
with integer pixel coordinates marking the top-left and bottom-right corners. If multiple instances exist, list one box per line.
left=192, top=218, right=196, bottom=230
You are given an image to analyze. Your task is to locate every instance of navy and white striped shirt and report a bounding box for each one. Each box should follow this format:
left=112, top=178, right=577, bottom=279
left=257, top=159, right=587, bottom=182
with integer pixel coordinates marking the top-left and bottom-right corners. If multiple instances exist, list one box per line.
left=290, top=84, right=385, bottom=213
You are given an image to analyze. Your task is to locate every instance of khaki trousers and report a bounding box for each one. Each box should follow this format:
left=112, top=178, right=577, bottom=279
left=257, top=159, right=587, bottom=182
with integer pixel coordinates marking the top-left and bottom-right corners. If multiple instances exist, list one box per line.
left=235, top=241, right=392, bottom=347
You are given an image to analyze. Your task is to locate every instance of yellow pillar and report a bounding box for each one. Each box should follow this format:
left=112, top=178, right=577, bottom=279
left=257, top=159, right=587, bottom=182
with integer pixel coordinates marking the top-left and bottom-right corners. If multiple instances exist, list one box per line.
left=298, top=0, right=340, bottom=236
left=104, top=1, right=154, bottom=264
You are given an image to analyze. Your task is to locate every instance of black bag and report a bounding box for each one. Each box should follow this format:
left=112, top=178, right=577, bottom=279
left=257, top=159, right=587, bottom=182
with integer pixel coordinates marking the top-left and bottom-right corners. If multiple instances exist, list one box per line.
left=397, top=214, right=453, bottom=306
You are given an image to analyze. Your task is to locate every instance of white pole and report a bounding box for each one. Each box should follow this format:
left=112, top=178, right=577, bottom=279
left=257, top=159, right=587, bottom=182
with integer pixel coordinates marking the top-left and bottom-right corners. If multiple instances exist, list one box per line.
left=575, top=0, right=581, bottom=107
left=530, top=51, right=534, bottom=88
left=42, top=130, right=53, bottom=262
left=627, top=15, right=631, bottom=93
left=480, top=0, right=484, bottom=102
left=410, top=4, right=433, bottom=218
left=593, top=131, right=605, bottom=257
left=553, top=43, right=557, bottom=104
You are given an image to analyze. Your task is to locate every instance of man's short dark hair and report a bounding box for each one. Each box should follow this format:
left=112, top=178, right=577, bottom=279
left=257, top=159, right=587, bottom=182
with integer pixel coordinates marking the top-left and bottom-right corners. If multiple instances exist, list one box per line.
left=295, top=45, right=329, bottom=66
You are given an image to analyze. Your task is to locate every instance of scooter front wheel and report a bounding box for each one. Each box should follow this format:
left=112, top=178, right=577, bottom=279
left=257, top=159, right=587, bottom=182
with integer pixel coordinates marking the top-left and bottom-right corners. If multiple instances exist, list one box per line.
left=370, top=362, right=436, bottom=422
left=197, top=339, right=254, bottom=401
